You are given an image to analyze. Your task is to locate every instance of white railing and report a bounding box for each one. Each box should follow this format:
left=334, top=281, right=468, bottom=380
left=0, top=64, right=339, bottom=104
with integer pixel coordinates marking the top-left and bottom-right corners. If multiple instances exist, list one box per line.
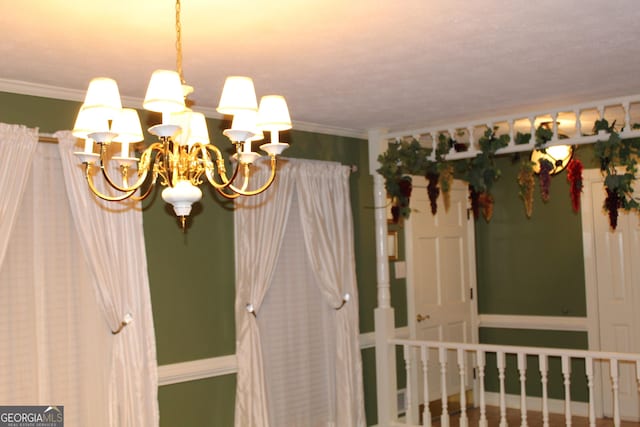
left=387, top=338, right=640, bottom=427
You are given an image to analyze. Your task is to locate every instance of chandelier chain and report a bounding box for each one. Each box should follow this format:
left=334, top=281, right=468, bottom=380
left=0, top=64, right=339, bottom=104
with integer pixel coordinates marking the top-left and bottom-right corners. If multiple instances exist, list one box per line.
left=175, top=0, right=185, bottom=84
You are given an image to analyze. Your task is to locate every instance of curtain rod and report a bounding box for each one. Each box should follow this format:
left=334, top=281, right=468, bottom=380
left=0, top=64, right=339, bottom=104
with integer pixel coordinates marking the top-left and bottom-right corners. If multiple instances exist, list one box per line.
left=38, top=135, right=57, bottom=144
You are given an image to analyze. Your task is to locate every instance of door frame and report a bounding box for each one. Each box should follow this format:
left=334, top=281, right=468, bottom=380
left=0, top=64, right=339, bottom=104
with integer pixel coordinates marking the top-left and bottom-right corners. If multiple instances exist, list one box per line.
left=581, top=167, right=612, bottom=419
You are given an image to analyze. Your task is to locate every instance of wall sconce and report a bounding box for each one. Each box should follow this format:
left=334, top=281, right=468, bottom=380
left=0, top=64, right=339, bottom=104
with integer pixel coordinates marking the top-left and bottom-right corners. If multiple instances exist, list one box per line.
left=531, top=145, right=574, bottom=175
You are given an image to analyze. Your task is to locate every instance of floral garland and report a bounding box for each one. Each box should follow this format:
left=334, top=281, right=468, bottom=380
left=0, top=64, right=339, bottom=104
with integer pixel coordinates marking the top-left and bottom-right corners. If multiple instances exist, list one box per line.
left=376, top=137, right=448, bottom=222
left=566, top=159, right=583, bottom=213
left=593, top=119, right=640, bottom=230
left=463, top=127, right=509, bottom=221
left=538, top=158, right=553, bottom=202
left=376, top=121, right=640, bottom=226
left=439, top=163, right=454, bottom=211
left=517, top=160, right=535, bottom=218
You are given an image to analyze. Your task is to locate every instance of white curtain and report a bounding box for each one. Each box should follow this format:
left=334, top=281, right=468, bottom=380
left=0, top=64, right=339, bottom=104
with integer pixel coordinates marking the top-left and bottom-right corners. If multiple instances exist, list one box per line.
left=295, top=161, right=366, bottom=426
left=234, top=158, right=366, bottom=427
left=0, top=142, right=111, bottom=426
left=234, top=160, right=296, bottom=427
left=56, top=131, right=159, bottom=427
left=0, top=123, right=37, bottom=266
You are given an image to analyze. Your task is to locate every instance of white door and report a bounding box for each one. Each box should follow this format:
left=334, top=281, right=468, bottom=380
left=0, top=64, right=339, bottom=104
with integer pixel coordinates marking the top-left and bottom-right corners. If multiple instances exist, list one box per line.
left=582, top=169, right=640, bottom=421
left=405, top=179, right=478, bottom=403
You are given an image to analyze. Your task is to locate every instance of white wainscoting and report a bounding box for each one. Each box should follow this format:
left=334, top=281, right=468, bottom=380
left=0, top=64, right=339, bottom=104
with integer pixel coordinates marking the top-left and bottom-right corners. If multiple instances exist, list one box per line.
left=158, top=317, right=585, bottom=386
left=157, top=326, right=410, bottom=386
left=478, top=314, right=588, bottom=332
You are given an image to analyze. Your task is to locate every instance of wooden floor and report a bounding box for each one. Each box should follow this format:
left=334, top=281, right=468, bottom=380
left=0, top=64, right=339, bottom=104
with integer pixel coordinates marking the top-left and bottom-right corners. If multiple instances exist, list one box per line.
left=427, top=406, right=640, bottom=426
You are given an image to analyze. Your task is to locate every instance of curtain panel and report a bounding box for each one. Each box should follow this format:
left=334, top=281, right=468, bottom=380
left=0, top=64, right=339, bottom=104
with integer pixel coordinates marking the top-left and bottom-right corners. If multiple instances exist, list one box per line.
left=0, top=142, right=112, bottom=426
left=234, top=158, right=365, bottom=427
left=0, top=123, right=38, bottom=266
left=56, top=131, right=159, bottom=427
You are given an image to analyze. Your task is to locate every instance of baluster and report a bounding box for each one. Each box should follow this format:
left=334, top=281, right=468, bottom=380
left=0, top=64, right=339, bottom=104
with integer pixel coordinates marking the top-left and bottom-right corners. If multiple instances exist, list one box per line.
left=574, top=109, right=582, bottom=137
left=597, top=106, right=606, bottom=129
left=431, top=132, right=442, bottom=159
left=439, top=347, right=450, bottom=427
left=551, top=112, right=559, bottom=141
left=517, top=352, right=528, bottom=427
left=497, top=351, right=507, bottom=427
left=586, top=356, right=596, bottom=427
left=477, top=350, right=488, bottom=427
left=623, top=102, right=631, bottom=133
left=404, top=345, right=414, bottom=425
left=508, top=119, right=515, bottom=146
left=421, top=346, right=431, bottom=427
left=611, top=359, right=620, bottom=427
left=448, top=129, right=457, bottom=154
left=636, top=359, right=640, bottom=394
left=457, top=349, right=468, bottom=427
left=539, top=354, right=549, bottom=427
left=529, top=116, right=536, bottom=140
left=562, top=355, right=572, bottom=427
left=467, top=126, right=475, bottom=153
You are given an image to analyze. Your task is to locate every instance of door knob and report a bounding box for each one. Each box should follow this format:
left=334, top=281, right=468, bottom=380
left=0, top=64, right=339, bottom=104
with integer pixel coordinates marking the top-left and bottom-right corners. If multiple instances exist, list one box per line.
left=416, top=313, right=430, bottom=322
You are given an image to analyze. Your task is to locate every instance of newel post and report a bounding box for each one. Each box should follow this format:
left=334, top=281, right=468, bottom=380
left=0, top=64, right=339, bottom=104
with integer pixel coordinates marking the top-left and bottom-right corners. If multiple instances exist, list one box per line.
left=368, top=129, right=398, bottom=426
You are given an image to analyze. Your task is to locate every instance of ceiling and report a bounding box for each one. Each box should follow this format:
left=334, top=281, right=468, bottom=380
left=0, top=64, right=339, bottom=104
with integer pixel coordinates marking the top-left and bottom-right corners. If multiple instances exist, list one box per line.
left=2, top=0, right=640, bottom=137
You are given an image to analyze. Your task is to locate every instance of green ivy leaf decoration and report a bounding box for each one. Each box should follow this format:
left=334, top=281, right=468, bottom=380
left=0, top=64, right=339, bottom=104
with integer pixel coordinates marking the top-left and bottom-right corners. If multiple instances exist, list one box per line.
left=593, top=118, right=640, bottom=229
left=535, top=126, right=553, bottom=149
left=515, top=132, right=532, bottom=145
left=464, top=127, right=509, bottom=195
left=376, top=134, right=455, bottom=220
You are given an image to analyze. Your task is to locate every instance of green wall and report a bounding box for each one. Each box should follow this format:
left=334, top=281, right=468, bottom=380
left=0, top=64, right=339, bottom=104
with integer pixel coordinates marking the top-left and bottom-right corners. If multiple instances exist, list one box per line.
left=475, top=154, right=587, bottom=317
left=473, top=147, right=597, bottom=403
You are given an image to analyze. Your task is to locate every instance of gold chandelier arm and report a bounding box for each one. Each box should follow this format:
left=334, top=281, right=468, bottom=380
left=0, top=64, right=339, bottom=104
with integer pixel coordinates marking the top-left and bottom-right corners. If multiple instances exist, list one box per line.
left=226, top=156, right=278, bottom=197
left=195, top=143, right=241, bottom=189
left=129, top=170, right=159, bottom=201
left=98, top=143, right=163, bottom=193
left=214, top=186, right=242, bottom=199
left=85, top=164, right=137, bottom=202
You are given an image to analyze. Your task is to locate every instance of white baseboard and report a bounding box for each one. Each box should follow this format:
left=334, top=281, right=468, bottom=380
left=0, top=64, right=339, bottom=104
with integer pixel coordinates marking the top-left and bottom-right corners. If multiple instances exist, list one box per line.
left=484, top=391, right=589, bottom=417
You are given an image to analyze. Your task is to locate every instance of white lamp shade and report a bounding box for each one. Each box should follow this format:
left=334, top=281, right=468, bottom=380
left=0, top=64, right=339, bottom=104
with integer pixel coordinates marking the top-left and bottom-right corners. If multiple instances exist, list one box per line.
left=232, top=110, right=258, bottom=132
left=72, top=106, right=110, bottom=138
left=112, top=108, right=144, bottom=143
left=257, top=95, right=292, bottom=132
left=143, top=70, right=186, bottom=113
left=233, top=111, right=264, bottom=141
left=216, top=76, right=258, bottom=115
left=81, top=77, right=122, bottom=120
left=170, top=110, right=210, bottom=146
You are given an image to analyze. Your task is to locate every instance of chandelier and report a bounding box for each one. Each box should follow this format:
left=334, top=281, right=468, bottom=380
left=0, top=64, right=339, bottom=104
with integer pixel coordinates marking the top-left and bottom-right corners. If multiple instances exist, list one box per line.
left=72, top=0, right=291, bottom=228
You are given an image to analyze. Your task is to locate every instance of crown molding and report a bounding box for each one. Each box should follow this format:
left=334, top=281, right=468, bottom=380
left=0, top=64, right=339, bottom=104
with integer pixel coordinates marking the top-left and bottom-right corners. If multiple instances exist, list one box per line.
left=0, top=78, right=366, bottom=140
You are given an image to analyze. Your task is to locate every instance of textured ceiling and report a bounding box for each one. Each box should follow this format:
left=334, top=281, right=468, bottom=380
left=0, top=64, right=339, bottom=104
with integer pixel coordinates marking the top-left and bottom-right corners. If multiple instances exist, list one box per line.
left=2, top=0, right=640, bottom=136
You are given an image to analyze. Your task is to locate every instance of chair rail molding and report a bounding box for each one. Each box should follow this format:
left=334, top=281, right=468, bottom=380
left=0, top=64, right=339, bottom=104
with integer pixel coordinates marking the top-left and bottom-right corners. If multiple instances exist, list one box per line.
left=478, top=314, right=588, bottom=332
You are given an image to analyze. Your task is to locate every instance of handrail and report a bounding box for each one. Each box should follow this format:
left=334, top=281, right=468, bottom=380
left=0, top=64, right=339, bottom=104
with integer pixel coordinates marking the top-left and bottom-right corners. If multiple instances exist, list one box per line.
left=389, top=337, right=640, bottom=363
